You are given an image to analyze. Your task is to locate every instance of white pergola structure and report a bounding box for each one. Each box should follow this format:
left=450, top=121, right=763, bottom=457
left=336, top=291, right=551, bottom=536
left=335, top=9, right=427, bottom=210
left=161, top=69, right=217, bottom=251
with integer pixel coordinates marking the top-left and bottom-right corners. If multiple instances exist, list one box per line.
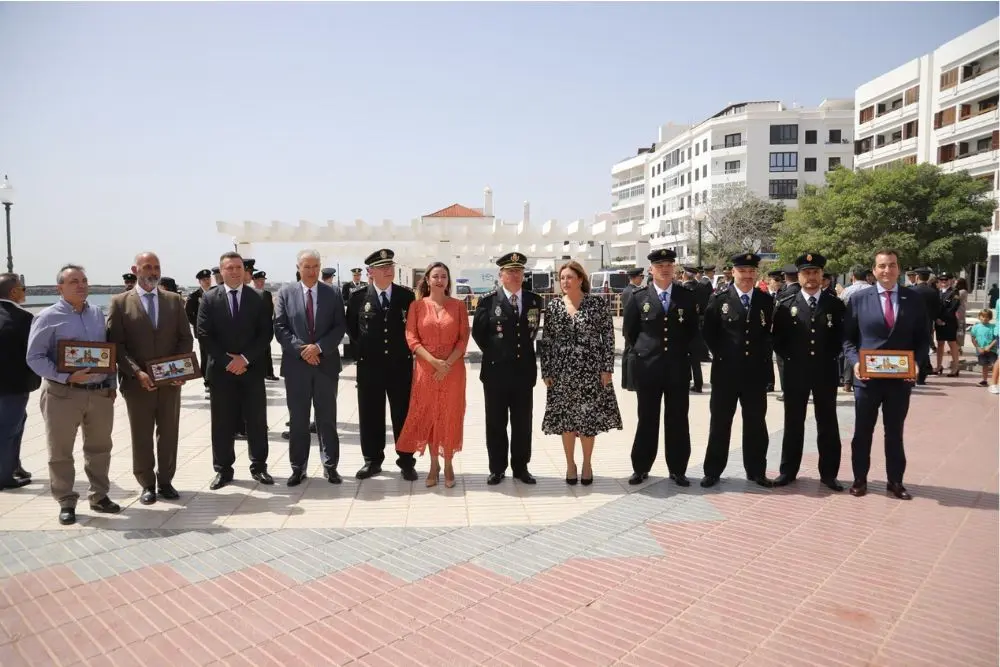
left=216, top=188, right=652, bottom=285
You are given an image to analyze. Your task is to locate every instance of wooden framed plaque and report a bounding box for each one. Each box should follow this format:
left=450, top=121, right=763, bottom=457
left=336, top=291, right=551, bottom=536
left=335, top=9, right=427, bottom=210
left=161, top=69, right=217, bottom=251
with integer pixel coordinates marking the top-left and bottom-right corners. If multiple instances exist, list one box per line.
left=56, top=340, right=116, bottom=374
left=858, top=349, right=917, bottom=380
left=146, top=352, right=202, bottom=386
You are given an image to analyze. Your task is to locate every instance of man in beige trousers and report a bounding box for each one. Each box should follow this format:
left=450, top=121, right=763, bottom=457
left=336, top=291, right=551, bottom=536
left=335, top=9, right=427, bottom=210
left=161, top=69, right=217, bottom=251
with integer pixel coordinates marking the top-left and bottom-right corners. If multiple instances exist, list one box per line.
left=107, top=251, right=193, bottom=505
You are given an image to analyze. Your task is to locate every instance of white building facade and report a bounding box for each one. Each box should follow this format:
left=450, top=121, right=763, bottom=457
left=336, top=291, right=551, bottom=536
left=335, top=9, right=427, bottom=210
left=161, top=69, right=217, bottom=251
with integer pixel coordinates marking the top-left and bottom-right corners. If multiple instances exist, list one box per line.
left=612, top=99, right=856, bottom=263
left=854, top=17, right=999, bottom=286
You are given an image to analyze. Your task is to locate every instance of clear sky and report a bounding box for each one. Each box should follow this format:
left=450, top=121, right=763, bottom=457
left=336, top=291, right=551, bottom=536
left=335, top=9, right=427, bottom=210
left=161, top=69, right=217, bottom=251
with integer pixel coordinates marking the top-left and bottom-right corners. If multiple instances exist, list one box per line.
left=1, top=2, right=997, bottom=285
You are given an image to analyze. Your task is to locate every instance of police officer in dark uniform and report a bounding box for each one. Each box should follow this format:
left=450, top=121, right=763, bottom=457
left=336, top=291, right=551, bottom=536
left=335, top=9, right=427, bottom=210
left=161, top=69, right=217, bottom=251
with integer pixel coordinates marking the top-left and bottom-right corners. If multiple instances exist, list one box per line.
left=764, top=269, right=784, bottom=391
left=624, top=249, right=701, bottom=486
left=186, top=270, right=214, bottom=398
left=211, top=266, right=223, bottom=286
left=122, top=272, right=137, bottom=291
left=321, top=267, right=336, bottom=286
left=252, top=270, right=280, bottom=382
left=680, top=266, right=707, bottom=393
left=911, top=267, right=940, bottom=383
left=772, top=253, right=846, bottom=491
left=772, top=265, right=801, bottom=400
left=471, top=252, right=542, bottom=485
left=700, top=252, right=776, bottom=488
left=341, top=267, right=367, bottom=361
left=700, top=265, right=716, bottom=289
left=346, top=249, right=419, bottom=481
left=620, top=267, right=645, bottom=391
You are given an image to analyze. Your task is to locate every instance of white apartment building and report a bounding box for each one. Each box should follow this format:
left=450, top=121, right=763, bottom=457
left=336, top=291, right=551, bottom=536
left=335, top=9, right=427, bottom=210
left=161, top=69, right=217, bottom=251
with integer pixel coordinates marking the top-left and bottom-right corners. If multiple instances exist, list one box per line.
left=611, top=99, right=855, bottom=262
left=855, top=17, right=999, bottom=286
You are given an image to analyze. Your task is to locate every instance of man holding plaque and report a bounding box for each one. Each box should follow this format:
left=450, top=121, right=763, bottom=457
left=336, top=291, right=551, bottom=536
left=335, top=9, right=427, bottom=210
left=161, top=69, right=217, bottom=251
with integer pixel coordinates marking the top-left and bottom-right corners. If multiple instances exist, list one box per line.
left=107, top=251, right=193, bottom=505
left=843, top=248, right=929, bottom=500
left=772, top=253, right=846, bottom=491
left=26, top=264, right=120, bottom=525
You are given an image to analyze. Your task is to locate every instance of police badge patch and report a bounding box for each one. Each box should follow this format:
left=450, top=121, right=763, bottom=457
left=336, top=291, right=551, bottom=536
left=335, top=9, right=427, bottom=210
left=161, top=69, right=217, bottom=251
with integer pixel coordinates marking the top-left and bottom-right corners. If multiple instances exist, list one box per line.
left=364, top=302, right=371, bottom=313
left=643, top=303, right=650, bottom=313
left=495, top=305, right=502, bottom=316
left=791, top=306, right=798, bottom=317
left=760, top=311, right=766, bottom=327
left=722, top=303, right=730, bottom=315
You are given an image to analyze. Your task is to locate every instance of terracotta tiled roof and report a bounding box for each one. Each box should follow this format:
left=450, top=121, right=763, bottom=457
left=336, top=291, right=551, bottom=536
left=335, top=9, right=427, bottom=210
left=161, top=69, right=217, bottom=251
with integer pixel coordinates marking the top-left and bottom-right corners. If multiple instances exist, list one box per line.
left=424, top=204, right=490, bottom=218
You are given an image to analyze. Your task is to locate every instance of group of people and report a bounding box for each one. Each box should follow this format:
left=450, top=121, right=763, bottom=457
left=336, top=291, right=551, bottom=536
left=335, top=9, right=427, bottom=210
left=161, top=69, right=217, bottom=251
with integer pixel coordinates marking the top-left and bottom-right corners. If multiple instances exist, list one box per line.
left=0, top=240, right=971, bottom=525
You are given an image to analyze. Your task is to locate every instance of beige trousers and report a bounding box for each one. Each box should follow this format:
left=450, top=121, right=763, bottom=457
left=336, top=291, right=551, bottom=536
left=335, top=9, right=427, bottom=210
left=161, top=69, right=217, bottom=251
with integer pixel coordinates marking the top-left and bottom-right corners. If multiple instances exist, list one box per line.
left=39, top=380, right=115, bottom=507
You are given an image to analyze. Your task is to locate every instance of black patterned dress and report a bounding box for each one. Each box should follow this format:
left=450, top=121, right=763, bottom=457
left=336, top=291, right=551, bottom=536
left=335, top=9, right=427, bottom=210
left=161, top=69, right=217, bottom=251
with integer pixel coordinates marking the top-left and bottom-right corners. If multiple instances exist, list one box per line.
left=540, top=295, right=623, bottom=437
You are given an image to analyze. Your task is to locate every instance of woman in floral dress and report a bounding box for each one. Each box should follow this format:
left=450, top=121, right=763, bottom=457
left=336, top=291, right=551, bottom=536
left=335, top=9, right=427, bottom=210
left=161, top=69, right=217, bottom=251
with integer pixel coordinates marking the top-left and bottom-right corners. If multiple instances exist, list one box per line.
left=540, top=261, right=623, bottom=485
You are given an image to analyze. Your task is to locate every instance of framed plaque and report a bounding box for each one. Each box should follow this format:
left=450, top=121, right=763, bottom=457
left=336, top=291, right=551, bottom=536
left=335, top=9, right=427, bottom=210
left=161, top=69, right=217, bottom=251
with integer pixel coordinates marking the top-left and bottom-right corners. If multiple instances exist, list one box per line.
left=56, top=340, right=116, bottom=374
left=858, top=349, right=917, bottom=380
left=146, top=352, right=202, bottom=386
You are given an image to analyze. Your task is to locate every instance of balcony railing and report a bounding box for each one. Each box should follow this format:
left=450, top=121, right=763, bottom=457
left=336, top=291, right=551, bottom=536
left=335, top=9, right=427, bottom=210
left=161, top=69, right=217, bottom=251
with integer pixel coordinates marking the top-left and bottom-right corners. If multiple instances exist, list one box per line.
left=959, top=105, right=999, bottom=122
left=712, top=141, right=746, bottom=150
left=711, top=168, right=745, bottom=177
left=825, top=139, right=851, bottom=145
left=611, top=176, right=644, bottom=190
left=962, top=63, right=999, bottom=84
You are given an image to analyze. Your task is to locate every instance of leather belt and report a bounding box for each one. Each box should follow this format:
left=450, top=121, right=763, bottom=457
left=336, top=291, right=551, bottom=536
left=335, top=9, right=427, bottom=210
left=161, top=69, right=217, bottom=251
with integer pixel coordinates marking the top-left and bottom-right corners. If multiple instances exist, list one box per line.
left=63, top=380, right=112, bottom=391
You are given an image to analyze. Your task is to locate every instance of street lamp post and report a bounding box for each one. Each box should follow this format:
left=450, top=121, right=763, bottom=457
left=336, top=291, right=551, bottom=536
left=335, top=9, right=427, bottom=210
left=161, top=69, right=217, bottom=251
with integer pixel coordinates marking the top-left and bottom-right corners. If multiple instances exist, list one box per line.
left=0, top=175, right=14, bottom=274
left=694, top=209, right=707, bottom=268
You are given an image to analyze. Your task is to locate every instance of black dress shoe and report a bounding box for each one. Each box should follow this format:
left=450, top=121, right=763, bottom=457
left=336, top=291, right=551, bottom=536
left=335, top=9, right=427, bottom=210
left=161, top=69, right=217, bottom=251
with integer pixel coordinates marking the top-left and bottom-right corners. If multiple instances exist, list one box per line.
left=820, top=478, right=844, bottom=492
left=765, top=384, right=775, bottom=392
left=309, top=422, right=317, bottom=434
left=627, top=472, right=648, bottom=485
left=773, top=473, right=795, bottom=487
left=209, top=473, right=233, bottom=490
left=90, top=497, right=122, bottom=514
left=58, top=507, right=76, bottom=525
left=700, top=475, right=720, bottom=488
left=401, top=468, right=418, bottom=482
left=158, top=484, right=180, bottom=500
left=281, top=431, right=291, bottom=440
left=514, top=471, right=536, bottom=484
left=887, top=482, right=912, bottom=500
left=265, top=375, right=280, bottom=382
left=252, top=470, right=274, bottom=485
left=669, top=473, right=691, bottom=487
left=326, top=470, right=343, bottom=484
left=849, top=481, right=867, bottom=497
left=287, top=470, right=307, bottom=487
left=356, top=463, right=382, bottom=480
left=750, top=475, right=775, bottom=489
left=0, top=478, right=31, bottom=490
left=13, top=466, right=31, bottom=481
left=486, top=473, right=505, bottom=485
left=565, top=475, right=578, bottom=486
left=580, top=477, right=593, bottom=486
left=234, top=431, right=247, bottom=440
left=690, top=386, right=703, bottom=394
left=140, top=488, right=157, bottom=505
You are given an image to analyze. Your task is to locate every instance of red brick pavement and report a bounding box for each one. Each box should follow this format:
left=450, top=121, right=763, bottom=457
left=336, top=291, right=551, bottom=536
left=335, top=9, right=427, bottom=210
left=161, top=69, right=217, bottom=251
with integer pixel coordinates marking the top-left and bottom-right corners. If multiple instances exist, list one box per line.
left=1, top=378, right=997, bottom=666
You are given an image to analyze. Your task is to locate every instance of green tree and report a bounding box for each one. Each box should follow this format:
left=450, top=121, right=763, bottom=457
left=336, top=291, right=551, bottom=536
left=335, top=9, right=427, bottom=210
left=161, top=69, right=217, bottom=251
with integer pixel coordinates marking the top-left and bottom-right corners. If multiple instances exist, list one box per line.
left=776, top=163, right=995, bottom=273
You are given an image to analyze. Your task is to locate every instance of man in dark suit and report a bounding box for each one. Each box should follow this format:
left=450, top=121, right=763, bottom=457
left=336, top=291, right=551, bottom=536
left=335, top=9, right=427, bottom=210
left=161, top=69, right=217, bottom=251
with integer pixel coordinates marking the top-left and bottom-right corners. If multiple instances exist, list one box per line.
left=772, top=253, right=846, bottom=491
left=107, top=252, right=194, bottom=504
left=196, top=252, right=275, bottom=490
left=0, top=274, right=40, bottom=489
left=910, top=267, right=939, bottom=384
left=185, top=268, right=214, bottom=398
left=346, top=249, right=419, bottom=481
left=680, top=265, right=707, bottom=393
left=341, top=267, right=367, bottom=362
left=624, top=249, right=701, bottom=486
left=700, top=253, right=776, bottom=489
left=471, top=252, right=542, bottom=485
left=843, top=248, right=929, bottom=500
left=274, top=250, right=347, bottom=486
left=619, top=267, right=645, bottom=391
left=763, top=269, right=785, bottom=391
left=252, top=270, right=280, bottom=381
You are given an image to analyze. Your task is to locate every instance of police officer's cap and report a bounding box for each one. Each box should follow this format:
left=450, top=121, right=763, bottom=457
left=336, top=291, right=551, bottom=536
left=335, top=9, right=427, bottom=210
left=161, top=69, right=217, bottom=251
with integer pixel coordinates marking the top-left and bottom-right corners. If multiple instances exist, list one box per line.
left=350, top=267, right=363, bottom=275
left=159, top=277, right=178, bottom=293
left=242, top=258, right=256, bottom=270
left=647, top=248, right=677, bottom=263
left=702, top=265, right=715, bottom=272
left=365, top=249, right=395, bottom=268
left=683, top=265, right=699, bottom=275
left=626, top=267, right=645, bottom=278
left=211, top=267, right=221, bottom=275
left=782, top=264, right=799, bottom=275
left=795, top=252, right=827, bottom=271
left=196, top=269, right=212, bottom=280
left=938, top=271, right=954, bottom=280
left=767, top=269, right=784, bottom=280
left=252, top=270, right=266, bottom=280
left=122, top=273, right=136, bottom=282
left=321, top=268, right=336, bottom=278
left=496, top=252, right=527, bottom=269
left=823, top=272, right=833, bottom=279
left=914, top=266, right=932, bottom=277
left=730, top=252, right=761, bottom=268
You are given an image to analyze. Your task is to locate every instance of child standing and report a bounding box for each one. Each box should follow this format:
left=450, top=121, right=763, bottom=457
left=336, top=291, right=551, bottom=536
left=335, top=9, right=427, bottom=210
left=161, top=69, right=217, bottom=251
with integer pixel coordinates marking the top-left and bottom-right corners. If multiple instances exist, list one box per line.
left=969, top=309, right=998, bottom=389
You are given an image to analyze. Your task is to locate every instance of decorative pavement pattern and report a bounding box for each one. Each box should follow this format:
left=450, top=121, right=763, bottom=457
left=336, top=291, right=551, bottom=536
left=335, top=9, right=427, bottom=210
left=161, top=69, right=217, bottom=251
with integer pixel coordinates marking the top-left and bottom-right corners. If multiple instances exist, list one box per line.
left=1, top=332, right=997, bottom=666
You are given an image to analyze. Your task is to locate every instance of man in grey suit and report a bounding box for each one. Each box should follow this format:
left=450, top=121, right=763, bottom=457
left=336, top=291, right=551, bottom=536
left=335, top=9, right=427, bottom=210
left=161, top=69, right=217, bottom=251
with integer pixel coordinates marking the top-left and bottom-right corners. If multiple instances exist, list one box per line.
left=273, top=249, right=347, bottom=486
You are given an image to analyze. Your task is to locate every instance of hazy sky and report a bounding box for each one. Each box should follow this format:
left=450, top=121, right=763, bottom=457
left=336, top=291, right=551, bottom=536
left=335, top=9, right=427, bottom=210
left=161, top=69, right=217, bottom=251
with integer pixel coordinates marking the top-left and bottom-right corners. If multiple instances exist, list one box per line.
left=2, top=2, right=997, bottom=285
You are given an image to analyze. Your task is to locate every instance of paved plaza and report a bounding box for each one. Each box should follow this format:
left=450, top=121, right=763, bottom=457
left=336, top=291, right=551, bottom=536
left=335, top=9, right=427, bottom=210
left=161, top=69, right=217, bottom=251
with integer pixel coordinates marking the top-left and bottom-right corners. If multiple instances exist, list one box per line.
left=1, top=326, right=997, bottom=666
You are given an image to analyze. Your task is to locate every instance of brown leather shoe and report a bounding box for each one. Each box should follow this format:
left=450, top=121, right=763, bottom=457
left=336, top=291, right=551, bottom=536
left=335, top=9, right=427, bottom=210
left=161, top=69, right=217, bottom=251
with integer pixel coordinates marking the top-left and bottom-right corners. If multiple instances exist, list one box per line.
left=886, top=482, right=912, bottom=500
left=849, top=481, right=867, bottom=497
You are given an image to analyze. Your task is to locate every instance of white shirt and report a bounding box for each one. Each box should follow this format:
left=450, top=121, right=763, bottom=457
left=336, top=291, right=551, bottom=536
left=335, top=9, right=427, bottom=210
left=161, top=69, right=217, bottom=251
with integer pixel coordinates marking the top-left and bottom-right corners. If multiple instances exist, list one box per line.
left=734, top=285, right=754, bottom=305
left=135, top=283, right=159, bottom=327
left=300, top=282, right=319, bottom=320
left=376, top=284, right=393, bottom=306
left=876, top=283, right=900, bottom=318
left=501, top=286, right=522, bottom=308
left=223, top=283, right=244, bottom=316
left=653, top=282, right=673, bottom=300
left=800, top=287, right=822, bottom=304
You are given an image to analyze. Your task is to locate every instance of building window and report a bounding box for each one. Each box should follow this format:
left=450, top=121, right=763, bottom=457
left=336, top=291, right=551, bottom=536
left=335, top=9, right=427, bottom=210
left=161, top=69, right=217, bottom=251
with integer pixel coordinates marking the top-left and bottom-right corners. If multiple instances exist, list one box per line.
left=680, top=174, right=685, bottom=186
left=903, top=120, right=918, bottom=140
left=804, top=157, right=817, bottom=172
left=687, top=195, right=691, bottom=209
left=695, top=143, right=700, bottom=156
left=904, top=85, right=919, bottom=105
left=695, top=170, right=699, bottom=181
left=703, top=139, right=708, bottom=152
left=702, top=190, right=707, bottom=203
left=724, top=160, right=740, bottom=172
left=938, top=144, right=956, bottom=163
left=805, top=130, right=817, bottom=144
left=687, top=148, right=691, bottom=160
left=694, top=192, right=700, bottom=205
left=769, top=179, right=798, bottom=200
left=770, top=124, right=798, bottom=145
left=828, top=129, right=842, bottom=144
left=859, top=106, right=875, bottom=124
left=769, top=152, right=798, bottom=172
left=828, top=157, right=841, bottom=170
left=934, top=107, right=956, bottom=128
left=724, top=133, right=742, bottom=147
left=940, top=67, right=958, bottom=90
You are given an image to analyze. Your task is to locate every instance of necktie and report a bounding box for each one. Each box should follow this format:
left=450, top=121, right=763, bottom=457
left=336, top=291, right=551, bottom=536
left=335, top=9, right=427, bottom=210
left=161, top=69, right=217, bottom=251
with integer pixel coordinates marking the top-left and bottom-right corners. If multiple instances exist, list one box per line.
left=380, top=291, right=390, bottom=310
left=511, top=293, right=519, bottom=318
left=305, top=288, right=315, bottom=342
left=145, top=292, right=157, bottom=329
left=883, top=290, right=895, bottom=328
left=808, top=295, right=817, bottom=314
left=229, top=289, right=239, bottom=318
left=659, top=290, right=670, bottom=312
left=741, top=294, right=750, bottom=310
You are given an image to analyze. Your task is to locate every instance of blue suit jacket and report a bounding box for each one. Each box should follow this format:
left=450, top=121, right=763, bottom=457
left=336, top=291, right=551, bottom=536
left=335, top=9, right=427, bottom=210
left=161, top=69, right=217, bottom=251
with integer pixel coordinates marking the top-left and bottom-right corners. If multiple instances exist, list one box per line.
left=843, top=285, right=930, bottom=381
left=273, top=281, right=346, bottom=378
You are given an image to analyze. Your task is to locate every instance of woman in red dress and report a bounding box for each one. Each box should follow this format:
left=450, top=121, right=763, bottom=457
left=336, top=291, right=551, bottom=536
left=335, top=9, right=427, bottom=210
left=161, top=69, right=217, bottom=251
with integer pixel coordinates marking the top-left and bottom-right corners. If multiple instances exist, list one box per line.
left=396, top=262, right=470, bottom=488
